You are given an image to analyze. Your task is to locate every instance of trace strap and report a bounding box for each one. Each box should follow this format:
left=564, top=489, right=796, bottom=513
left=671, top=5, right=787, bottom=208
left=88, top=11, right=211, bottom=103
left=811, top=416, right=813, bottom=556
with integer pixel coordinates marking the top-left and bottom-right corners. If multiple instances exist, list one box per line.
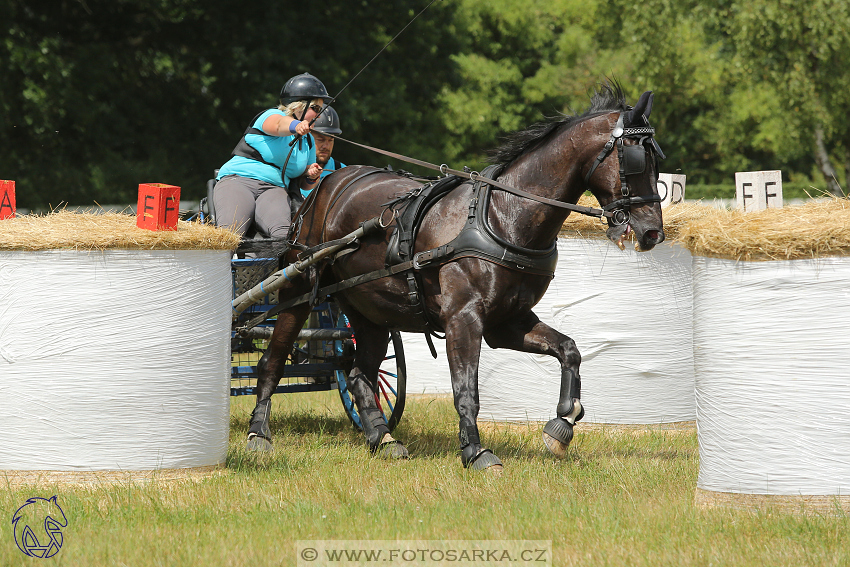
left=331, top=134, right=615, bottom=220
left=235, top=245, right=454, bottom=336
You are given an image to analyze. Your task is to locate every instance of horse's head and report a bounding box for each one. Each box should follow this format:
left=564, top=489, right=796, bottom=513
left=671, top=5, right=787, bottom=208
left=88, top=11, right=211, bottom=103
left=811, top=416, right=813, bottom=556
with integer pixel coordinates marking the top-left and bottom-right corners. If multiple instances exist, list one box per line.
left=584, top=91, right=665, bottom=251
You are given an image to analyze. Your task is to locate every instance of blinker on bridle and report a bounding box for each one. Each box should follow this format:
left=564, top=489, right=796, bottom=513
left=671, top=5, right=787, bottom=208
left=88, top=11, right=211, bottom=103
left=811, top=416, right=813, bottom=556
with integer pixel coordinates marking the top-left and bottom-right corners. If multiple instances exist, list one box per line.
left=583, top=112, right=665, bottom=226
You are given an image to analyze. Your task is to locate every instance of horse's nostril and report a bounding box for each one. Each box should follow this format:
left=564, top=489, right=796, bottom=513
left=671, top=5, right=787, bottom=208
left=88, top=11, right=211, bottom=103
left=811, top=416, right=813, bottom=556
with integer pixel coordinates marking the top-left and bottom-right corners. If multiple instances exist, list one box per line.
left=645, top=230, right=661, bottom=242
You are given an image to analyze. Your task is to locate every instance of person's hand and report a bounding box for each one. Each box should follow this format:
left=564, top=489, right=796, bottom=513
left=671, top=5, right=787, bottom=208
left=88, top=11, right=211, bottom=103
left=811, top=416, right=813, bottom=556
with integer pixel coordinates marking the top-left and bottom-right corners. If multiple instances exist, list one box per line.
left=294, top=120, right=312, bottom=136
left=305, top=163, right=322, bottom=182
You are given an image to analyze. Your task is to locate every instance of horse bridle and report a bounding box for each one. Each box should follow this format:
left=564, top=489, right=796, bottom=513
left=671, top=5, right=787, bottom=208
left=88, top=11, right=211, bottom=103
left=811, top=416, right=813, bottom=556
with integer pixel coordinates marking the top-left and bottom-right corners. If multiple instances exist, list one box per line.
left=584, top=112, right=665, bottom=225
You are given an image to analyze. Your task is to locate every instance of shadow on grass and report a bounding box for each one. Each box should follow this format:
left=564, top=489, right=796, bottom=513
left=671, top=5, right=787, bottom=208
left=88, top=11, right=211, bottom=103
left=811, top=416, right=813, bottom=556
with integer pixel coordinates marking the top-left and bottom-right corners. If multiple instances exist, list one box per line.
left=229, top=409, right=356, bottom=438
left=396, top=425, right=695, bottom=464
left=272, top=411, right=356, bottom=437
left=229, top=394, right=695, bottom=469
left=394, top=428, right=547, bottom=462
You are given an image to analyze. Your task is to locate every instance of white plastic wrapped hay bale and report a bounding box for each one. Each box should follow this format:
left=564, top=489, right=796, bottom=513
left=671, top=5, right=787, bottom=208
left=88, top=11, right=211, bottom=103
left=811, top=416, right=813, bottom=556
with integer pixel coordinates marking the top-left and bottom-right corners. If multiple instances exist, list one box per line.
left=679, top=199, right=850, bottom=514
left=474, top=200, right=705, bottom=424
left=400, top=332, right=453, bottom=395
left=0, top=212, right=239, bottom=485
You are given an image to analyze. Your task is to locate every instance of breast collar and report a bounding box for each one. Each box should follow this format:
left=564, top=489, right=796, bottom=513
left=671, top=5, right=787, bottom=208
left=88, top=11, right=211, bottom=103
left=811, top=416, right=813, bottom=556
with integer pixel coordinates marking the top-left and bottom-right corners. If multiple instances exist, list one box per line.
left=437, top=164, right=558, bottom=278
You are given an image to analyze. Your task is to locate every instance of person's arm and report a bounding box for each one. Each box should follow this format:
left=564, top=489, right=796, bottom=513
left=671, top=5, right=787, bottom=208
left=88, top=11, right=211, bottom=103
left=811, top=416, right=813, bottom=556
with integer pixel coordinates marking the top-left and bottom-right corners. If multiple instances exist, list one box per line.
left=261, top=113, right=312, bottom=137
left=300, top=163, right=323, bottom=191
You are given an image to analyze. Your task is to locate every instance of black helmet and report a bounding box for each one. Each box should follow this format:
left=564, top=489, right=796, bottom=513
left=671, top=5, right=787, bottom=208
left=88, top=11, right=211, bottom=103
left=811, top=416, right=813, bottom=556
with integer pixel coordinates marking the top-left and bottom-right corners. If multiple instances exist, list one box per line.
left=280, top=72, right=332, bottom=105
left=312, top=106, right=342, bottom=135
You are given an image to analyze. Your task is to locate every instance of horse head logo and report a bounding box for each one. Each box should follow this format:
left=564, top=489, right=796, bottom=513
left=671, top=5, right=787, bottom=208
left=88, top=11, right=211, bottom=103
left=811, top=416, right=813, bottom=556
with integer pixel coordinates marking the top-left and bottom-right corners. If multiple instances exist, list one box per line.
left=11, top=496, right=67, bottom=558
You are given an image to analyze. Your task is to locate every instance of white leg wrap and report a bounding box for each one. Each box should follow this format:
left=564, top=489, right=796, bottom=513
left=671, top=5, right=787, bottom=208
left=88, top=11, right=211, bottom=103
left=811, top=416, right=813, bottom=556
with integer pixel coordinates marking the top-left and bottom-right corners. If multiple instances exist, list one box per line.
left=564, top=399, right=583, bottom=425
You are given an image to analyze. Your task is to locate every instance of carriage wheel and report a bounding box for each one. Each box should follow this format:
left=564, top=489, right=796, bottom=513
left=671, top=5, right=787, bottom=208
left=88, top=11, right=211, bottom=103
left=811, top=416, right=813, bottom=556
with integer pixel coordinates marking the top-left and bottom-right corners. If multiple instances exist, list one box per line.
left=335, top=315, right=407, bottom=432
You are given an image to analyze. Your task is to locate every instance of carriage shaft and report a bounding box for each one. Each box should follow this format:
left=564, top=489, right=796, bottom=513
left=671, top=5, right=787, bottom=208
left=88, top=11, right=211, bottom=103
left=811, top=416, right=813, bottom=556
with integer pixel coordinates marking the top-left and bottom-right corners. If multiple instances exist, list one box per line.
left=231, top=217, right=382, bottom=318
left=239, top=327, right=355, bottom=341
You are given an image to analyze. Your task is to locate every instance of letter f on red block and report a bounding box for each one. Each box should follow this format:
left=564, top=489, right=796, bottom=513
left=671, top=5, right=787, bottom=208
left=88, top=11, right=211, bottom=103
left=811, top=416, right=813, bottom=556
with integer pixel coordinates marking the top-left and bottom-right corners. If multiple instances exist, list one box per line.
left=136, top=183, right=181, bottom=230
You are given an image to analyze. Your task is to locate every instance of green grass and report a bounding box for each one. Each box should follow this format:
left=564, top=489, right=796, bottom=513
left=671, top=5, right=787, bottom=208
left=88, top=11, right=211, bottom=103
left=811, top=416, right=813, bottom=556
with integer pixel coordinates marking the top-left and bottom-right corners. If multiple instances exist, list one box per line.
left=2, top=393, right=848, bottom=566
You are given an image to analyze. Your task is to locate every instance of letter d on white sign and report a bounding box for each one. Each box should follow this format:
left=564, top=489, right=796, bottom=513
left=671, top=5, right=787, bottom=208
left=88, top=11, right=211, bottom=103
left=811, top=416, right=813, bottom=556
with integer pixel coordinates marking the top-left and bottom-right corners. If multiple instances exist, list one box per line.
left=657, top=173, right=686, bottom=208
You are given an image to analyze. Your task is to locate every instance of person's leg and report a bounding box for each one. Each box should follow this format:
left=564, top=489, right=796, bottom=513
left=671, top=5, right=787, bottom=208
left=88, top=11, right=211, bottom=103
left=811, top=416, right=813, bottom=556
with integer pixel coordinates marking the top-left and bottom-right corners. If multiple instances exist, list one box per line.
left=213, top=176, right=258, bottom=236
left=254, top=186, right=291, bottom=238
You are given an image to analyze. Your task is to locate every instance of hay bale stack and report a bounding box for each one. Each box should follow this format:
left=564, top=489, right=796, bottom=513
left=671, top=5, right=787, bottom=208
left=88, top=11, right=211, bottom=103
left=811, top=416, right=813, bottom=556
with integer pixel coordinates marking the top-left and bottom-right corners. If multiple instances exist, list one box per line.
left=0, top=210, right=240, bottom=251
left=0, top=212, right=240, bottom=486
left=677, top=199, right=850, bottom=515
left=675, top=197, right=850, bottom=261
left=558, top=195, right=715, bottom=240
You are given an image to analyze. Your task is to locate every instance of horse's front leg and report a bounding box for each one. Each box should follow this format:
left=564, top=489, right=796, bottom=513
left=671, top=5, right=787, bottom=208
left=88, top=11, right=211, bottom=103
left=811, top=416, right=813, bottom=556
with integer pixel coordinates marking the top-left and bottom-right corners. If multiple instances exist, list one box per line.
left=246, top=302, right=312, bottom=451
left=484, top=310, right=583, bottom=459
left=441, top=299, right=503, bottom=473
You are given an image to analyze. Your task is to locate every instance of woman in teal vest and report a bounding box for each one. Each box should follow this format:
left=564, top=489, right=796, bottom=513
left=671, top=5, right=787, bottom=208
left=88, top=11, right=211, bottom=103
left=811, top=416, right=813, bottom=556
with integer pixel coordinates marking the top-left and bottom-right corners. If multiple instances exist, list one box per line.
left=214, top=73, right=331, bottom=238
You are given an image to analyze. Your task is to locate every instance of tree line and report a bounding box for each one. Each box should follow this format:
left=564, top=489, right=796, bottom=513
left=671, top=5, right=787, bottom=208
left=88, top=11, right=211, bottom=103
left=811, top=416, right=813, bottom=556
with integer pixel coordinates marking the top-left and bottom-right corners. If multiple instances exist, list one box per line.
left=2, top=0, right=847, bottom=210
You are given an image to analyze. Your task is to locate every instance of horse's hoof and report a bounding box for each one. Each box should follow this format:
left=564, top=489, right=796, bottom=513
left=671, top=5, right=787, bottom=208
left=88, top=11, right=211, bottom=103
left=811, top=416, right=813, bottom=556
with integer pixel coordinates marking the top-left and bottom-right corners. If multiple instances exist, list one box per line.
left=468, top=449, right=503, bottom=474
left=374, top=432, right=409, bottom=459
left=542, top=417, right=574, bottom=459
left=376, top=440, right=409, bottom=459
left=246, top=433, right=273, bottom=452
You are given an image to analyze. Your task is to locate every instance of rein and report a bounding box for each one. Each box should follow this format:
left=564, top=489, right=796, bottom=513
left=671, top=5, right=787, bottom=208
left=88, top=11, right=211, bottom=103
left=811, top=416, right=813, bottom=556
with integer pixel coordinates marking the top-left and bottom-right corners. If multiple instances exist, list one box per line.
left=289, top=0, right=442, bottom=149
left=328, top=134, right=617, bottom=221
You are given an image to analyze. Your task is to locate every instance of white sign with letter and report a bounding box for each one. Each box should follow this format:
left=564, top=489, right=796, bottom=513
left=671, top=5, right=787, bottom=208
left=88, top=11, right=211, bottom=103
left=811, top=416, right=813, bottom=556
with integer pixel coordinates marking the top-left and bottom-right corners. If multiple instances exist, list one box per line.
left=657, top=173, right=686, bottom=208
left=735, top=170, right=783, bottom=212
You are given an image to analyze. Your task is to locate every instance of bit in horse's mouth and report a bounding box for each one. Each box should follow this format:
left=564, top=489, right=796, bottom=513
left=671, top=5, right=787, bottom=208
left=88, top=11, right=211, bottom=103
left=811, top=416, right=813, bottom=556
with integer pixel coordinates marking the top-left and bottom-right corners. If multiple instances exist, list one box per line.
left=618, top=225, right=631, bottom=250
left=607, top=223, right=632, bottom=250
left=607, top=225, right=664, bottom=252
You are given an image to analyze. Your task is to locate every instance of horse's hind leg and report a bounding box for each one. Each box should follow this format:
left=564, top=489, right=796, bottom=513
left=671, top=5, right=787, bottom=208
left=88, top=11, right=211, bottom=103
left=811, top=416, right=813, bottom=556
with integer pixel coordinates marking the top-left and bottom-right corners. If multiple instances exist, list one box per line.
left=337, top=302, right=409, bottom=459
left=484, top=310, right=583, bottom=459
left=246, top=302, right=312, bottom=451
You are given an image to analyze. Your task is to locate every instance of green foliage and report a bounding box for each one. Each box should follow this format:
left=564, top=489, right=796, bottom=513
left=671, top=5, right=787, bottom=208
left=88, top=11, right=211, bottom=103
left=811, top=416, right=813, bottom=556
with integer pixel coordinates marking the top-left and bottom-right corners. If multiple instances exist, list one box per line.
left=437, top=0, right=609, bottom=168
left=0, top=0, right=462, bottom=208
left=703, top=0, right=850, bottom=189
left=1, top=0, right=848, bottom=207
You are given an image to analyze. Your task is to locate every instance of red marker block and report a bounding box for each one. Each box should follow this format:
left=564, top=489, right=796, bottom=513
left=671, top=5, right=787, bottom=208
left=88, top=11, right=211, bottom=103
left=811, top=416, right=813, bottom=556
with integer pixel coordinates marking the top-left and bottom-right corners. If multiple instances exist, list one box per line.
left=0, top=180, right=15, bottom=220
left=136, top=183, right=181, bottom=231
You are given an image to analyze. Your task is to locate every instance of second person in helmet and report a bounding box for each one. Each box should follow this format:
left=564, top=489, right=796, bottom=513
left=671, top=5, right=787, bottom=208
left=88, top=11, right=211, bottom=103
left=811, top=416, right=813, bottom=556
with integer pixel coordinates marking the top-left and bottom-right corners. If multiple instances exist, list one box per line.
left=298, top=105, right=346, bottom=198
left=213, top=72, right=331, bottom=238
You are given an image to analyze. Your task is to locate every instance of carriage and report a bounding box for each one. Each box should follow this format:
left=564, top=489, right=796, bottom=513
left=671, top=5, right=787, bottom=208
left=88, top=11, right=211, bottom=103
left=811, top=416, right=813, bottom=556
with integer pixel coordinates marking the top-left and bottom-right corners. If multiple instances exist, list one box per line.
left=196, top=177, right=407, bottom=433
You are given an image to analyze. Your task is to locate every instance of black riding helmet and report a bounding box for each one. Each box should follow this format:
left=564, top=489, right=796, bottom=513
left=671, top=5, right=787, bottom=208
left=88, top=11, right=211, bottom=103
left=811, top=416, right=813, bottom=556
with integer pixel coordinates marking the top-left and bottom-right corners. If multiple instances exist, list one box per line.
left=312, top=106, right=342, bottom=135
left=279, top=72, right=333, bottom=105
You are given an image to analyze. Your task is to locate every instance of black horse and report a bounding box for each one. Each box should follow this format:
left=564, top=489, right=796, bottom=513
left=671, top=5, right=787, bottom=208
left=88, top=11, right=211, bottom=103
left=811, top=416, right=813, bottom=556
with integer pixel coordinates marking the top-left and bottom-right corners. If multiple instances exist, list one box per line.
left=246, top=83, right=665, bottom=471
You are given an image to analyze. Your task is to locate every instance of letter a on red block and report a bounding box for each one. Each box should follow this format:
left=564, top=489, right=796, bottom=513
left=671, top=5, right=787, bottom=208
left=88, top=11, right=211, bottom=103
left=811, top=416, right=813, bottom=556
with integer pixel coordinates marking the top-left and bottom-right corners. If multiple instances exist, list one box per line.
left=136, top=183, right=181, bottom=231
left=0, top=180, right=15, bottom=220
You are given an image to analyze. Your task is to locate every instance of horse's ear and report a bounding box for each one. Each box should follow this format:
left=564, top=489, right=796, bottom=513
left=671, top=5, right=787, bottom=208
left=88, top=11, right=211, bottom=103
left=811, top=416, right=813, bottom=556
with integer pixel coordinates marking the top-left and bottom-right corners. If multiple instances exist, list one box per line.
left=627, top=91, right=654, bottom=125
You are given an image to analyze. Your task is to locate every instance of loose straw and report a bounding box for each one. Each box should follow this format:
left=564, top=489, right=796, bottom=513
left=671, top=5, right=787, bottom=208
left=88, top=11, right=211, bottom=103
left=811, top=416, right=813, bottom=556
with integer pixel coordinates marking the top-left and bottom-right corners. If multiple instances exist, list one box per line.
left=559, top=195, right=715, bottom=241
left=676, top=197, right=850, bottom=261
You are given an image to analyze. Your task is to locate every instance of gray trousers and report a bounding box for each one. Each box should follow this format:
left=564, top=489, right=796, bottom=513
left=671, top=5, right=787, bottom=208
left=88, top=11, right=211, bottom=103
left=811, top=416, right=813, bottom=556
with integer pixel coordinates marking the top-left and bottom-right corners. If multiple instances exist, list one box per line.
left=213, top=175, right=291, bottom=238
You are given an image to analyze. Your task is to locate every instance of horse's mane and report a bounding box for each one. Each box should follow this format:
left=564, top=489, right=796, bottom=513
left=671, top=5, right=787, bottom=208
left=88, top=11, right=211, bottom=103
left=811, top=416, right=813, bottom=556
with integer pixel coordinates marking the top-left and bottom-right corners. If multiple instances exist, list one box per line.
left=489, top=81, right=628, bottom=166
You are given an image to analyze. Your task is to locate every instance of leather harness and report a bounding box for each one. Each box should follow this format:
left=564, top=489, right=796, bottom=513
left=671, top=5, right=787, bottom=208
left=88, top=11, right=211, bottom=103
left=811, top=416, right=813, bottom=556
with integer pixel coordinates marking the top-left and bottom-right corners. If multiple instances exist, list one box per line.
left=384, top=164, right=558, bottom=278
left=239, top=166, right=559, bottom=342
left=380, top=164, right=559, bottom=340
